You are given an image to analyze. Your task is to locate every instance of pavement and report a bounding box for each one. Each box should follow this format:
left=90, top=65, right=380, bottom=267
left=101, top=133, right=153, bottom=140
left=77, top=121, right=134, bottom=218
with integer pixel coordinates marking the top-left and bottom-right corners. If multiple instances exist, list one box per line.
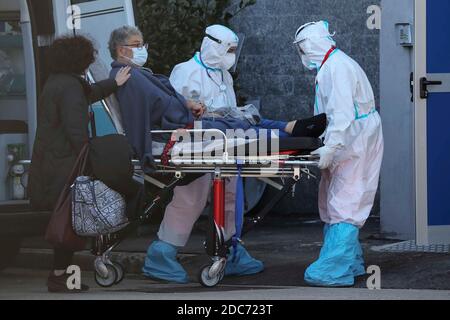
left=1, top=268, right=450, bottom=300
left=1, top=215, right=450, bottom=300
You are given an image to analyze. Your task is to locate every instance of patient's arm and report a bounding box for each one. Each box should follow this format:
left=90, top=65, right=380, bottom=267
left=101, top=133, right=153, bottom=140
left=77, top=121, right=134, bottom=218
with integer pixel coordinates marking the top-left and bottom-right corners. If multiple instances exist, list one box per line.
left=186, top=100, right=206, bottom=118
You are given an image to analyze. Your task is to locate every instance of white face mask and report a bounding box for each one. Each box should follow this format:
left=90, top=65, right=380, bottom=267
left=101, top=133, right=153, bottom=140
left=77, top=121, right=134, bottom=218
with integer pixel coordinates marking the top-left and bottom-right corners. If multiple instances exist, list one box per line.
left=125, top=47, right=148, bottom=67
left=296, top=41, right=316, bottom=71
left=301, top=54, right=317, bottom=71
left=219, top=53, right=236, bottom=71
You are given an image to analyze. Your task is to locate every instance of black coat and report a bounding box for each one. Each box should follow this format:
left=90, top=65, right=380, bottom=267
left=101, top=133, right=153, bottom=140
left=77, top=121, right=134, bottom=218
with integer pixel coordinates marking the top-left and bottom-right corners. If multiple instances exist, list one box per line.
left=29, top=73, right=117, bottom=211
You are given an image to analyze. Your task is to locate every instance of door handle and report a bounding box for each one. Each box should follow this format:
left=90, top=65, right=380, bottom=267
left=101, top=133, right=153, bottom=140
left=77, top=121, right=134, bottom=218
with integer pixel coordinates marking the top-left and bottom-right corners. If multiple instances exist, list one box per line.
left=420, top=77, right=443, bottom=99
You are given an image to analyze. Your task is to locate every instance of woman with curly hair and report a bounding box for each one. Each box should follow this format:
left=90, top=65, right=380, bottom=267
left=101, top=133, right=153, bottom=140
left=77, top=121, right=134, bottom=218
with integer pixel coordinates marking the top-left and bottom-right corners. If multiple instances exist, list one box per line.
left=28, top=35, right=131, bottom=293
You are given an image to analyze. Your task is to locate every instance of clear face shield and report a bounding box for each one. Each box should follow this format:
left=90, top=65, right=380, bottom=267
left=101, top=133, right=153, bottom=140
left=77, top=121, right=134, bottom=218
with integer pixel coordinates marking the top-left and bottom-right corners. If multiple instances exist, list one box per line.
left=204, top=31, right=241, bottom=71
left=295, top=41, right=305, bottom=56
left=227, top=46, right=237, bottom=54
left=229, top=34, right=245, bottom=73
left=294, top=39, right=315, bottom=71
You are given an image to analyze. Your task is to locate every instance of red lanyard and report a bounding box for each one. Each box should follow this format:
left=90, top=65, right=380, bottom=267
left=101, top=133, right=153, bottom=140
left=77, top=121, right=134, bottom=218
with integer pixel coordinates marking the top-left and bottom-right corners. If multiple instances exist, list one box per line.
left=321, top=46, right=337, bottom=68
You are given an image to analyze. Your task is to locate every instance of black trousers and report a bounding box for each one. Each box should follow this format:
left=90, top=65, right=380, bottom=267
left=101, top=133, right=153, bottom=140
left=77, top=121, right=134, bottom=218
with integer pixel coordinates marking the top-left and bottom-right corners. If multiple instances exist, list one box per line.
left=89, top=135, right=144, bottom=219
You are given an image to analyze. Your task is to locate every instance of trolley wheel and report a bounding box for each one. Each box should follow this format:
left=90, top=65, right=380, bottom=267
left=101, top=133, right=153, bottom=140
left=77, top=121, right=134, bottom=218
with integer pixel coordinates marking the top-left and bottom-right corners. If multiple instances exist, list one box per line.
left=94, top=257, right=109, bottom=279
left=94, top=263, right=117, bottom=288
left=111, top=262, right=125, bottom=285
left=198, top=264, right=224, bottom=288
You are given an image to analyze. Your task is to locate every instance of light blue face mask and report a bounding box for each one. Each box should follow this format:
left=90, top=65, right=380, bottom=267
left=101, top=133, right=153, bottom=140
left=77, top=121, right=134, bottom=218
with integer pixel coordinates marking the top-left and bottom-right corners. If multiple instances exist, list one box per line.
left=129, top=47, right=148, bottom=67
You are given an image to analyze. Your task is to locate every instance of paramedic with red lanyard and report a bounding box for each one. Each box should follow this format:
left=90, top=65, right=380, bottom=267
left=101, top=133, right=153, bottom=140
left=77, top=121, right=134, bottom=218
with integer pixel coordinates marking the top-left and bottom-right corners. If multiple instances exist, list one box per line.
left=293, top=21, right=384, bottom=287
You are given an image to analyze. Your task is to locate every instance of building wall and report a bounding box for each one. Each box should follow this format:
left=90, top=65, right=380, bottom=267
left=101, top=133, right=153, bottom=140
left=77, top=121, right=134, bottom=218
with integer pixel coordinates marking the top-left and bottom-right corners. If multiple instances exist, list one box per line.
left=231, top=0, right=381, bottom=120
left=230, top=0, right=381, bottom=215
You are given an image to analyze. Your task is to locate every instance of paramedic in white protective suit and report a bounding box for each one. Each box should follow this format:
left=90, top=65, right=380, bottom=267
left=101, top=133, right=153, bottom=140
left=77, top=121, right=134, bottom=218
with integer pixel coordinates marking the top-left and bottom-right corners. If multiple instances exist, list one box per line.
left=170, top=24, right=245, bottom=124
left=293, top=21, right=384, bottom=287
left=142, top=27, right=264, bottom=284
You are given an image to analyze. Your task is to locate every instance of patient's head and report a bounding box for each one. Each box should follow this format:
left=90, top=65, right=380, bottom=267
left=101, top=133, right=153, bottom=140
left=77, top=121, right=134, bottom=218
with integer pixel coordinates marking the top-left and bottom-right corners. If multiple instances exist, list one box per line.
left=109, top=26, right=148, bottom=67
left=47, top=35, right=97, bottom=75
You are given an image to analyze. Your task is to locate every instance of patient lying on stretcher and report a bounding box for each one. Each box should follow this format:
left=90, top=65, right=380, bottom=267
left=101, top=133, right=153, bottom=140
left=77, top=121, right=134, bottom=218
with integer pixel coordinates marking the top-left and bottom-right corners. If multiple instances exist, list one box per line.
left=109, top=30, right=326, bottom=171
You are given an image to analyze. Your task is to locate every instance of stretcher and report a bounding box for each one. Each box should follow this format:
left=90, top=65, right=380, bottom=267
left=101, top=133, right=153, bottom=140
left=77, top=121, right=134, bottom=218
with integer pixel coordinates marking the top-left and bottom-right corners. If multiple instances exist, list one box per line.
left=141, top=129, right=321, bottom=287
left=90, top=128, right=321, bottom=287
left=73, top=68, right=324, bottom=287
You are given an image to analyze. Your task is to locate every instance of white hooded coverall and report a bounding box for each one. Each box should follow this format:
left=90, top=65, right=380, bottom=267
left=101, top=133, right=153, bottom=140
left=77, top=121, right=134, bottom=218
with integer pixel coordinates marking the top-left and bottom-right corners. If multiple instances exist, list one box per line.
left=297, top=22, right=384, bottom=228
left=170, top=25, right=239, bottom=117
left=158, top=25, right=240, bottom=247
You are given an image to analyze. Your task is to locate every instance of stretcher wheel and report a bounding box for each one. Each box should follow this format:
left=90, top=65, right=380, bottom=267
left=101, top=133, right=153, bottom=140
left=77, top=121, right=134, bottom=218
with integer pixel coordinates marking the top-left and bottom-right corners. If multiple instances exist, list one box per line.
left=94, top=257, right=109, bottom=279
left=94, top=263, right=117, bottom=288
left=111, top=262, right=125, bottom=285
left=199, top=264, right=224, bottom=288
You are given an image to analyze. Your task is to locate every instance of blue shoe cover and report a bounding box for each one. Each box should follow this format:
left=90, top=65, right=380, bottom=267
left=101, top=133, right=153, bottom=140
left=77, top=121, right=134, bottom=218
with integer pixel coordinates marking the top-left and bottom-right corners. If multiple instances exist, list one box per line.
left=304, top=223, right=360, bottom=287
left=142, top=240, right=189, bottom=284
left=322, top=224, right=365, bottom=277
left=352, top=240, right=366, bottom=277
left=225, top=244, right=264, bottom=277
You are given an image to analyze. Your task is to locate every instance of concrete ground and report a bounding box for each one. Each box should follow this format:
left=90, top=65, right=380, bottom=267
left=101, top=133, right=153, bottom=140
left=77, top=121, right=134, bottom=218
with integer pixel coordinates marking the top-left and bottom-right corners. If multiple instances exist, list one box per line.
left=1, top=269, right=450, bottom=300
left=1, top=215, right=450, bottom=299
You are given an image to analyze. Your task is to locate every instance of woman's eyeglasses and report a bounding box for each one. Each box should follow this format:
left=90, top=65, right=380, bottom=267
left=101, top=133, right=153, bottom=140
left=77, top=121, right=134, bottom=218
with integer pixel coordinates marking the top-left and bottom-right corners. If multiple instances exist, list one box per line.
left=122, top=43, right=149, bottom=50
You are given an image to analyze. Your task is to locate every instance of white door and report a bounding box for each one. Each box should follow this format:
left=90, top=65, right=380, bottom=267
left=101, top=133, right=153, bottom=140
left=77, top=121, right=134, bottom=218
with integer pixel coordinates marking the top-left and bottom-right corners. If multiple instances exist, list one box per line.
left=414, top=0, right=450, bottom=245
left=54, top=0, right=136, bottom=68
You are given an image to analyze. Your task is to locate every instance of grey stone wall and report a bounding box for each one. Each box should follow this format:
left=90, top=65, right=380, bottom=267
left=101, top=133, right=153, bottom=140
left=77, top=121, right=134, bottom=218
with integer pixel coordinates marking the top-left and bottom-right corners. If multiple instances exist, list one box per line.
left=230, top=0, right=381, bottom=215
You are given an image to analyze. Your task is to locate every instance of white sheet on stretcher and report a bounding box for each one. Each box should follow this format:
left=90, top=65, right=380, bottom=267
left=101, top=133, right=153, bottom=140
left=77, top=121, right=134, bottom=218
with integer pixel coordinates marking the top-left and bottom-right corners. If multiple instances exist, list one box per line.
left=152, top=138, right=258, bottom=156
left=152, top=137, right=278, bottom=158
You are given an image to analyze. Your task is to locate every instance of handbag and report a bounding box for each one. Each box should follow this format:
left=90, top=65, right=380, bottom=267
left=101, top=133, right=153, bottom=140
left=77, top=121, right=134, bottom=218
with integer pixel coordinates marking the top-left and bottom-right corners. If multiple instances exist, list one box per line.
left=44, top=144, right=90, bottom=251
left=71, top=176, right=129, bottom=237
